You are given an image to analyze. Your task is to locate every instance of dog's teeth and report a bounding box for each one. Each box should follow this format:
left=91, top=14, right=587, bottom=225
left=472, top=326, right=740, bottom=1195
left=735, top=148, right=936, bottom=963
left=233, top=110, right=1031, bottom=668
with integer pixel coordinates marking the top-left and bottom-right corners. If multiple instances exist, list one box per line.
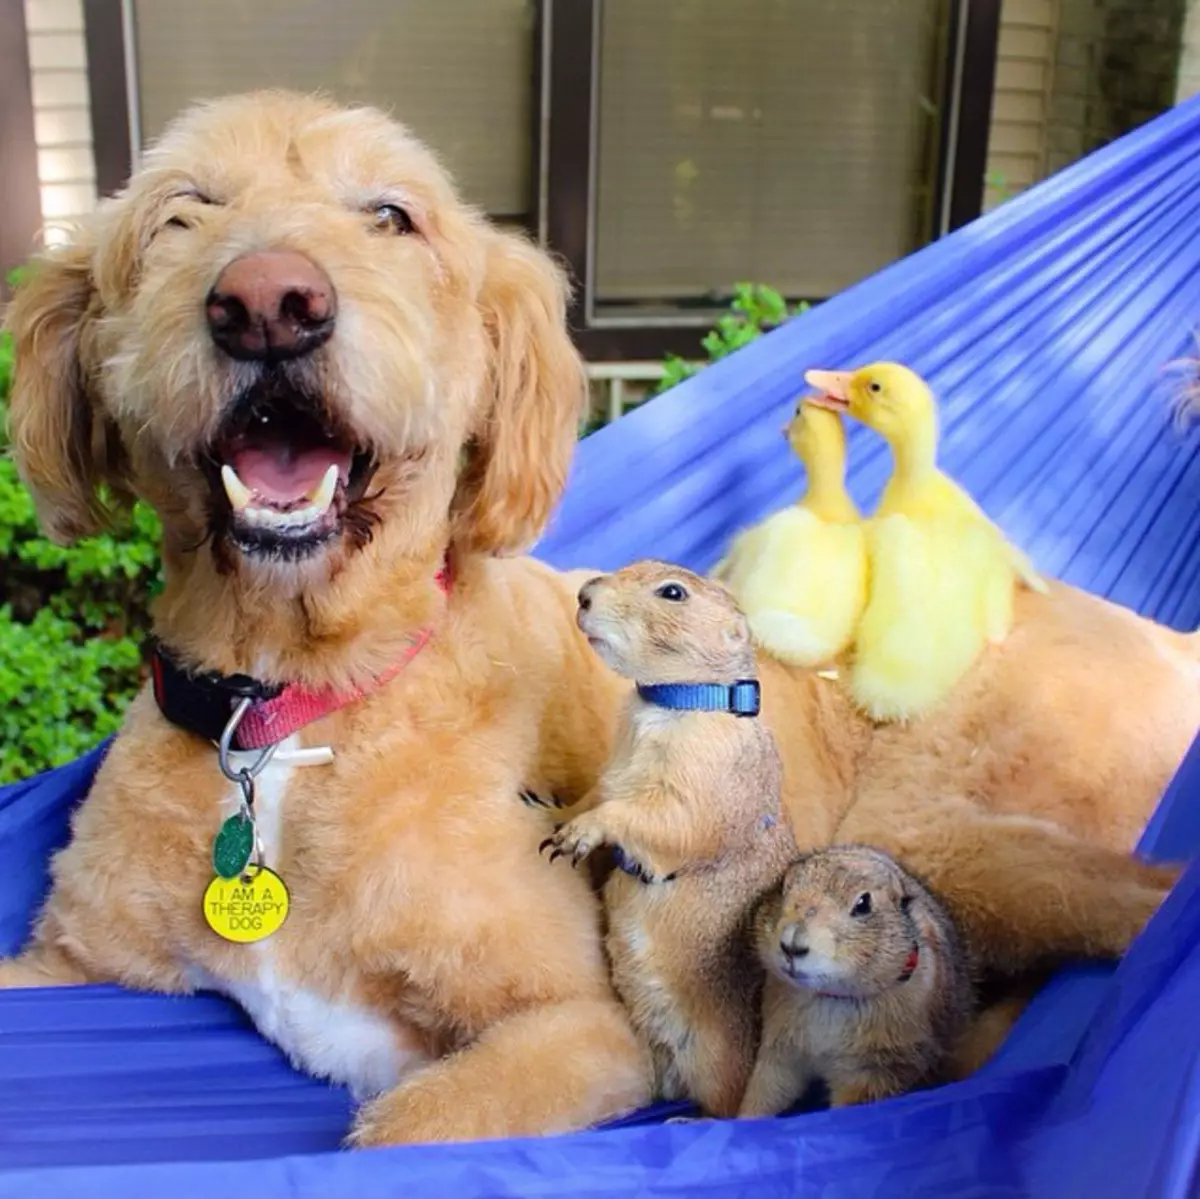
left=243, top=505, right=322, bottom=531
left=307, top=464, right=339, bottom=512
left=221, top=465, right=254, bottom=511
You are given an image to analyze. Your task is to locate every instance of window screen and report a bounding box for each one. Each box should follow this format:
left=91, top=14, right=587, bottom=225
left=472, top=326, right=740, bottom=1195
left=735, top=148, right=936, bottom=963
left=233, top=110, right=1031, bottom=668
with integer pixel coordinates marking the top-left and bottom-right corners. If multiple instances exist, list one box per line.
left=130, top=0, right=536, bottom=218
left=593, top=0, right=950, bottom=311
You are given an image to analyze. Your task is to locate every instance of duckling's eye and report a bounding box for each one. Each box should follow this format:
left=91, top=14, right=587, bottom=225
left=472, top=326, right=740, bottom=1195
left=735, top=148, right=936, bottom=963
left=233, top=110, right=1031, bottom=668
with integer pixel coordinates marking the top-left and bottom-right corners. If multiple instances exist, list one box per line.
left=851, top=892, right=872, bottom=917
left=868, top=381, right=883, bottom=394
left=899, top=895, right=913, bottom=912
left=656, top=583, right=688, bottom=602
left=370, top=203, right=415, bottom=235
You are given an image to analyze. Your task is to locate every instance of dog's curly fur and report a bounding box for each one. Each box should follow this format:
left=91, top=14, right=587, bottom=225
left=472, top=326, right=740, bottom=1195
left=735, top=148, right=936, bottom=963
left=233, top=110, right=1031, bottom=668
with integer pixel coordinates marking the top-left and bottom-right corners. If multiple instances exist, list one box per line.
left=3, top=91, right=1197, bottom=1144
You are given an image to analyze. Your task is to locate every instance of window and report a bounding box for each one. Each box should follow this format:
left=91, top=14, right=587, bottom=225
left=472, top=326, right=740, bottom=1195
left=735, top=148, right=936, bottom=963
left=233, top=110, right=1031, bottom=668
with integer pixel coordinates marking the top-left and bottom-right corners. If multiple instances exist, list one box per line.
left=592, top=0, right=951, bottom=316
left=128, top=0, right=537, bottom=221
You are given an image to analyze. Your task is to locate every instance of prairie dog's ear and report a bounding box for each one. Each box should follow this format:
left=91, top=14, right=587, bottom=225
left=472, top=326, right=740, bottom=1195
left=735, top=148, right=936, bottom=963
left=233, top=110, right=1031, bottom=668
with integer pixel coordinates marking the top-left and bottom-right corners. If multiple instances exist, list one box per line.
left=452, top=228, right=587, bottom=555
left=4, top=237, right=126, bottom=543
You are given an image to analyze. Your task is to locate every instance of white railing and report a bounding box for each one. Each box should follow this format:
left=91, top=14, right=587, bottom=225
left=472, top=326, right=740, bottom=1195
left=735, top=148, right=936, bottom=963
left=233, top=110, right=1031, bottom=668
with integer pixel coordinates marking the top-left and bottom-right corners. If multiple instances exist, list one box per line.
left=585, top=360, right=672, bottom=424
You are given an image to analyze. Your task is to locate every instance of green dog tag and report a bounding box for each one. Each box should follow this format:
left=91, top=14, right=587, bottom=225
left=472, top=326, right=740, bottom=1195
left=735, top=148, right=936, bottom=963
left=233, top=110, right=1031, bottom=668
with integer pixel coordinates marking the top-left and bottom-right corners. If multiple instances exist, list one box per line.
left=212, top=813, right=255, bottom=879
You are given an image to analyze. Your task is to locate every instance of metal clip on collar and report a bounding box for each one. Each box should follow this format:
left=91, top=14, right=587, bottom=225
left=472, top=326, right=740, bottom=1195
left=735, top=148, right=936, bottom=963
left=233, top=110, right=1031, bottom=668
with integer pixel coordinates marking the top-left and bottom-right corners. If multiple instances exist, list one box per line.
left=216, top=697, right=279, bottom=787
left=217, top=698, right=278, bottom=860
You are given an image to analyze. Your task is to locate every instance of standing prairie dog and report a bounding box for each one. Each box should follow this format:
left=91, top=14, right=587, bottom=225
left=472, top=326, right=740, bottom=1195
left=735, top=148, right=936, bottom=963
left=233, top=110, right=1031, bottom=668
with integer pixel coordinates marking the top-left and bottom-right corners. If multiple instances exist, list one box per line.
left=541, top=560, right=797, bottom=1117
left=739, top=845, right=973, bottom=1114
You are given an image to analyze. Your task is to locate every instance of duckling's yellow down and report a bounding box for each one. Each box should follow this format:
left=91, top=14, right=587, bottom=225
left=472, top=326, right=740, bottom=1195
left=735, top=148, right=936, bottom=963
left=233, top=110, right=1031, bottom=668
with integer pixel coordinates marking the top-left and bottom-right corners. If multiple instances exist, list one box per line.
left=849, top=513, right=1015, bottom=720
left=713, top=404, right=868, bottom=667
left=806, top=362, right=1047, bottom=721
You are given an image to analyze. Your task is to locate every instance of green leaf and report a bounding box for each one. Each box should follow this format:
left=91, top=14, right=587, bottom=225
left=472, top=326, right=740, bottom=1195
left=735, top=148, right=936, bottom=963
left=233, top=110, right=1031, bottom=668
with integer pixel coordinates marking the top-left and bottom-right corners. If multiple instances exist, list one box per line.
left=653, top=281, right=808, bottom=396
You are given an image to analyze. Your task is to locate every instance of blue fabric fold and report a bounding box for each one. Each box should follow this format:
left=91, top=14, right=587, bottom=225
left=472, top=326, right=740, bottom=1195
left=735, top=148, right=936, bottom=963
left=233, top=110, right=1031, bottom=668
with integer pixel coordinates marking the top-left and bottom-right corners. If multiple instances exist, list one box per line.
left=4, top=94, right=1200, bottom=1195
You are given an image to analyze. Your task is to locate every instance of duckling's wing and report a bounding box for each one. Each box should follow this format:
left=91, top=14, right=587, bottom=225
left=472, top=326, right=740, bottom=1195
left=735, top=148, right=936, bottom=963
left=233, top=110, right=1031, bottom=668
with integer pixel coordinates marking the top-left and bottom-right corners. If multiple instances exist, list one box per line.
left=940, top=474, right=1049, bottom=594
left=723, top=508, right=868, bottom=666
left=852, top=515, right=992, bottom=721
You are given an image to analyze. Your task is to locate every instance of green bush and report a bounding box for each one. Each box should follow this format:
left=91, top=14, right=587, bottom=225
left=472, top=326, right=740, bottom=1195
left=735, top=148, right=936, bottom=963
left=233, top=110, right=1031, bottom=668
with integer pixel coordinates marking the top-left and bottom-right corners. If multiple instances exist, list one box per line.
left=656, top=282, right=809, bottom=395
left=0, top=274, right=162, bottom=784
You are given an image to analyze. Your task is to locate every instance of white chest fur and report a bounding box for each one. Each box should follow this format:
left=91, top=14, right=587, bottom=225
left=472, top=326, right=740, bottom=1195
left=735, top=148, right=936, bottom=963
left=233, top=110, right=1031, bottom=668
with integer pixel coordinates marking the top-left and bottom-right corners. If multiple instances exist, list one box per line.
left=192, top=957, right=424, bottom=1101
left=193, top=737, right=430, bottom=1101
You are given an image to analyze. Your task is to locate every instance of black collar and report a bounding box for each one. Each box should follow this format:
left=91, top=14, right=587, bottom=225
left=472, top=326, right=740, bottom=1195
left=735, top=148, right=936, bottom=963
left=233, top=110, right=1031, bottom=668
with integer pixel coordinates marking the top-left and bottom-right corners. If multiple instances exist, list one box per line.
left=149, top=640, right=280, bottom=745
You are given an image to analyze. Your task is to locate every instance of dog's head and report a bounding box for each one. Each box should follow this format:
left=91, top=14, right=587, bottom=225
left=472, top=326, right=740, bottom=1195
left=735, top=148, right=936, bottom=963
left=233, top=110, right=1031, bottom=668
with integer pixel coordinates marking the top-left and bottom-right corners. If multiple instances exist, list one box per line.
left=6, top=90, right=585, bottom=586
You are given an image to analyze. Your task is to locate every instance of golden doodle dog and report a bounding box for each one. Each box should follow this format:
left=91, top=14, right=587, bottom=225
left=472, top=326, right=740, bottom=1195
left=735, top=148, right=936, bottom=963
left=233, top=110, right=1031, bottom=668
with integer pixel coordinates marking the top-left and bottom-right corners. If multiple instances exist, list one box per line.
left=4, top=90, right=1197, bottom=1145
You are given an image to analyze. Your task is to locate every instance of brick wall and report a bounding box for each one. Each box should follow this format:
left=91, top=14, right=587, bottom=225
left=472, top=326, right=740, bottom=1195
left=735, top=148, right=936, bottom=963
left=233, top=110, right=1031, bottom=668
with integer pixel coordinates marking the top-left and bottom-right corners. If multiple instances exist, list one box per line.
left=986, top=0, right=1058, bottom=211
left=22, top=0, right=96, bottom=245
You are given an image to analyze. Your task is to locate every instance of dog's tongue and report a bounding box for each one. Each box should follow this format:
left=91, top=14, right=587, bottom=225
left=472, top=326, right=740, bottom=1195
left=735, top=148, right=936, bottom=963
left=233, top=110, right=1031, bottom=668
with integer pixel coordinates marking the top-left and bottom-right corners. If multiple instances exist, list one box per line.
left=229, top=443, right=352, bottom=505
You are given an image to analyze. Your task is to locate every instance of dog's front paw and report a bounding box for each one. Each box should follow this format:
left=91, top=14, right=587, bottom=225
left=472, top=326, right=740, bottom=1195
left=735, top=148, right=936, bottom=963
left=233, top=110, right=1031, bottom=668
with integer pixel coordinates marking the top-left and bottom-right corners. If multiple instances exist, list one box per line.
left=539, top=815, right=608, bottom=867
left=349, top=1073, right=476, bottom=1147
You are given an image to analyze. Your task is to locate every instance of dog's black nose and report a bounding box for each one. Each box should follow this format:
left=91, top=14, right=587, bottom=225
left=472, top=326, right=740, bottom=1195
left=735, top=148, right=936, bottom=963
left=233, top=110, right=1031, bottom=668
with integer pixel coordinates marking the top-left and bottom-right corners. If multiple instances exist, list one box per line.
left=206, top=250, right=337, bottom=362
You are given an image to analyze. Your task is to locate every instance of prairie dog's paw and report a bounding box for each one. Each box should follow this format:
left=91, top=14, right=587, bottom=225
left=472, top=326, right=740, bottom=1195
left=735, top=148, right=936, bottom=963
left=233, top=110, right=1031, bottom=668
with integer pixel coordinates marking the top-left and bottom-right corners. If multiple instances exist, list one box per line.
left=540, top=814, right=609, bottom=867
left=612, top=846, right=666, bottom=884
left=519, top=788, right=567, bottom=810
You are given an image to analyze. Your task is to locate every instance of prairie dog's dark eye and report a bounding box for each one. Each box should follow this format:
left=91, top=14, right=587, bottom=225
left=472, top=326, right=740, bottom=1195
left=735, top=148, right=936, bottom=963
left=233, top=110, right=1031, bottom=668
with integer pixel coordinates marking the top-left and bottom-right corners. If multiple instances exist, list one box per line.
left=851, top=892, right=872, bottom=917
left=655, top=582, right=688, bottom=602
left=164, top=216, right=191, bottom=231
left=371, top=203, right=415, bottom=235
left=868, top=381, right=882, bottom=394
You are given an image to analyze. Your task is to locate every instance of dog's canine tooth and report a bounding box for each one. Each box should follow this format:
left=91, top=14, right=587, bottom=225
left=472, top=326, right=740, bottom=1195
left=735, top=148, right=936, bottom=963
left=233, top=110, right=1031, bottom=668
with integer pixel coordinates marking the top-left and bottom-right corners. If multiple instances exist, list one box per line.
left=221, top=464, right=254, bottom=511
left=308, top=464, right=339, bottom=512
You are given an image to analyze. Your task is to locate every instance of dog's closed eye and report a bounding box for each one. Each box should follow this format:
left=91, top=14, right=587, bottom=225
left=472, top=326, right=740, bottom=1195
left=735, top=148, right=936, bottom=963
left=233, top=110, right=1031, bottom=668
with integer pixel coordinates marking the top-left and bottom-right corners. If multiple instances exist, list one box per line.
left=369, top=203, right=416, bottom=236
left=158, top=189, right=218, bottom=235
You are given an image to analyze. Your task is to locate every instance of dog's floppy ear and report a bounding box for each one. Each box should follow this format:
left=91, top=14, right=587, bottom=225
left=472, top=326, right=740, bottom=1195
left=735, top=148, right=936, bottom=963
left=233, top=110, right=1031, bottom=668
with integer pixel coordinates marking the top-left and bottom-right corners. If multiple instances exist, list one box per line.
left=453, top=229, right=587, bottom=555
left=5, top=238, right=125, bottom=543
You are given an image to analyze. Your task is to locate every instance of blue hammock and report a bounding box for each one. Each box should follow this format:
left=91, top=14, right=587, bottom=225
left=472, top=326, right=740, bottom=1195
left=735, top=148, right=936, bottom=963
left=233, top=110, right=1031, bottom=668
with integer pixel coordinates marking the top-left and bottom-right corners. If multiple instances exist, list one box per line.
left=3, top=93, right=1200, bottom=1197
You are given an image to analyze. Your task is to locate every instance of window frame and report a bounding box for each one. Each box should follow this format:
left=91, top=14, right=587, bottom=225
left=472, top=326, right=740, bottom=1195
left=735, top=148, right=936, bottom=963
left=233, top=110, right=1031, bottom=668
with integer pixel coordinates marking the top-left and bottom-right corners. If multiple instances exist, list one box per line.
left=544, top=0, right=1002, bottom=360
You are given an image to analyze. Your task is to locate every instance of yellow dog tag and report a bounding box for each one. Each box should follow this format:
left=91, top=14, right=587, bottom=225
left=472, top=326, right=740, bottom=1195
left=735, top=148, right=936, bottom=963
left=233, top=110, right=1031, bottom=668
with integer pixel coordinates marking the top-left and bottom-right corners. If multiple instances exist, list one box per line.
left=203, top=866, right=290, bottom=943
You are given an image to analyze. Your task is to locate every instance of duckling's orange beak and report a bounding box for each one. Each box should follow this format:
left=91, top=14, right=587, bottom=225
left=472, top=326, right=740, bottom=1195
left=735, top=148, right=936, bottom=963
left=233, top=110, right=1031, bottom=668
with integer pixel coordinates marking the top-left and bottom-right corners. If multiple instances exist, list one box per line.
left=804, top=369, right=853, bottom=412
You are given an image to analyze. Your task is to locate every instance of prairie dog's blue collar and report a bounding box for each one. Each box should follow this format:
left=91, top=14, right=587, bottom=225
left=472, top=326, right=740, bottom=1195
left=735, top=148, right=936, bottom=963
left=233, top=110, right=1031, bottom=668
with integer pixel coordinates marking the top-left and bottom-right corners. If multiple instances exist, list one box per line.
left=636, top=681, right=761, bottom=717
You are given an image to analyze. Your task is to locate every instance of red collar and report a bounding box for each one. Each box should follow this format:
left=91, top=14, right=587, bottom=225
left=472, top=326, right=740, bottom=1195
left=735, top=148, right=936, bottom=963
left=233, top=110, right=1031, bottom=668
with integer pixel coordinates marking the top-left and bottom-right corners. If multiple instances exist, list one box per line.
left=814, top=944, right=920, bottom=1001
left=151, top=558, right=451, bottom=751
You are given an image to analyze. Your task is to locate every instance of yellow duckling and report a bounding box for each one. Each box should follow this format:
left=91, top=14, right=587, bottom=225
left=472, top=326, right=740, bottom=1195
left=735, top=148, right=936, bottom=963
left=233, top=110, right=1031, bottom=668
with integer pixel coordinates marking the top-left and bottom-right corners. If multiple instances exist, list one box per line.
left=713, top=402, right=868, bottom=668
left=805, top=362, right=1047, bottom=721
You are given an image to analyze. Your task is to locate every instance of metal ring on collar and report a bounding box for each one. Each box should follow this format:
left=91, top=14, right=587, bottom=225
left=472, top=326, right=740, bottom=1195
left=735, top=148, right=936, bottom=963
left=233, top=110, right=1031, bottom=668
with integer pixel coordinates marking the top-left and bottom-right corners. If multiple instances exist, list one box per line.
left=216, top=697, right=280, bottom=784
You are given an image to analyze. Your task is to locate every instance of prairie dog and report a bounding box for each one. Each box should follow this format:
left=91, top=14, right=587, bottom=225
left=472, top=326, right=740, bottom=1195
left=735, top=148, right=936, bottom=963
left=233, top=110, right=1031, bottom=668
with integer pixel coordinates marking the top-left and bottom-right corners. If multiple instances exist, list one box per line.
left=739, top=845, right=972, bottom=1114
left=542, top=560, right=797, bottom=1117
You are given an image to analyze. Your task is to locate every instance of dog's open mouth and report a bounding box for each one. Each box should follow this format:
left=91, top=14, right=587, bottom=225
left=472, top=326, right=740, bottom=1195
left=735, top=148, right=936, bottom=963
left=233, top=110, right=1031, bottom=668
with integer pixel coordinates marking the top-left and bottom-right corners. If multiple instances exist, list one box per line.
left=205, top=383, right=376, bottom=559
